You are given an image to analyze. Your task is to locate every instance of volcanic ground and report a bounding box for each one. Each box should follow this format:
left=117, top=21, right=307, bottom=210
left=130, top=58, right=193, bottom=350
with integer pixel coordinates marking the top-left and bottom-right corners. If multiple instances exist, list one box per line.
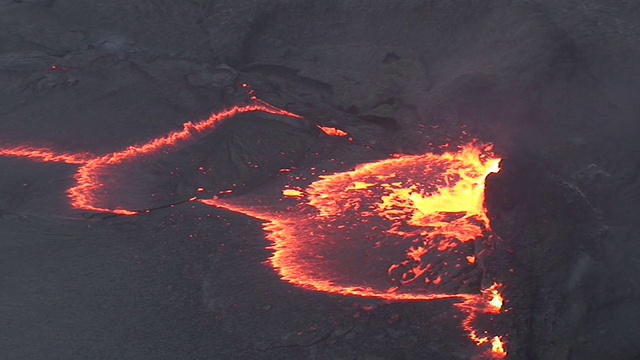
left=2, top=1, right=640, bottom=359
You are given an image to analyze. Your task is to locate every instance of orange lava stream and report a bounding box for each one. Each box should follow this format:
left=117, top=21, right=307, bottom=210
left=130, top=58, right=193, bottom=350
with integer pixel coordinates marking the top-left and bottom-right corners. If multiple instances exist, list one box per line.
left=0, top=146, right=94, bottom=164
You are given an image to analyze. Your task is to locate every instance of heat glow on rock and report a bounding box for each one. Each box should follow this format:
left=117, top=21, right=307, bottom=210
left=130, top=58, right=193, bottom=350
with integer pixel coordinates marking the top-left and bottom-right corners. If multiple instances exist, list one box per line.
left=0, top=96, right=507, bottom=358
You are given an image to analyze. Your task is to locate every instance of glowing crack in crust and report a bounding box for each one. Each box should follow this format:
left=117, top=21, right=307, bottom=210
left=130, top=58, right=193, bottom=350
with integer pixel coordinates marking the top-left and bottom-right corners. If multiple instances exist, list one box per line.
left=0, top=95, right=507, bottom=358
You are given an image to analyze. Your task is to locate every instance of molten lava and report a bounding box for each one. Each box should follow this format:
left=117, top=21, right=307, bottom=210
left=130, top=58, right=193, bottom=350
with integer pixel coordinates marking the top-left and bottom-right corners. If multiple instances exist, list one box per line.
left=205, top=144, right=500, bottom=295
left=0, top=93, right=507, bottom=358
left=201, top=142, right=507, bottom=358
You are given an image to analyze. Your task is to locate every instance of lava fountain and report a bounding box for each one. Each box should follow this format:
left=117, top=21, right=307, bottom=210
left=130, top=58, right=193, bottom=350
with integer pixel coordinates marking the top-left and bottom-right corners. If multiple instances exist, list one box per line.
left=0, top=93, right=507, bottom=358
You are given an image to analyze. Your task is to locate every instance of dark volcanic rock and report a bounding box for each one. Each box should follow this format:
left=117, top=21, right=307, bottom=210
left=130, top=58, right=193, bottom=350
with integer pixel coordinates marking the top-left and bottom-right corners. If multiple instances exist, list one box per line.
left=485, top=151, right=605, bottom=359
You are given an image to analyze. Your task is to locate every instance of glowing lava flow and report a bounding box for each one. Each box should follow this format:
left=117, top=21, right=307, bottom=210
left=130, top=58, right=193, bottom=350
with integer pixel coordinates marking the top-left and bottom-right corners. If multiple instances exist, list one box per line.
left=0, top=95, right=507, bottom=358
left=0, top=99, right=352, bottom=215
left=201, top=143, right=507, bottom=358
left=0, top=99, right=307, bottom=215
